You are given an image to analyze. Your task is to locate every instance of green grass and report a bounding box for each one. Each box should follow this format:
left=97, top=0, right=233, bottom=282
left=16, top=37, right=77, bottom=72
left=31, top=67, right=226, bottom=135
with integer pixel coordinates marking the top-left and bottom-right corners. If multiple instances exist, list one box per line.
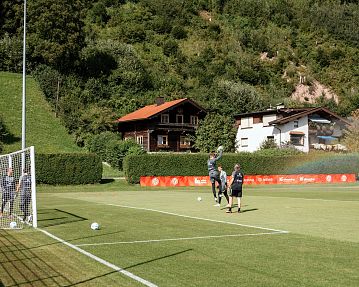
left=0, top=72, right=82, bottom=154
left=1, top=182, right=358, bottom=286
left=102, top=162, right=124, bottom=178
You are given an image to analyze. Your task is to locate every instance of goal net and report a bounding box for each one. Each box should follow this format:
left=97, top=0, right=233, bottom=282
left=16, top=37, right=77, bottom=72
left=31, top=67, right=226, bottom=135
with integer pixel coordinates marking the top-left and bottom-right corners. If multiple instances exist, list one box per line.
left=0, top=146, right=37, bottom=229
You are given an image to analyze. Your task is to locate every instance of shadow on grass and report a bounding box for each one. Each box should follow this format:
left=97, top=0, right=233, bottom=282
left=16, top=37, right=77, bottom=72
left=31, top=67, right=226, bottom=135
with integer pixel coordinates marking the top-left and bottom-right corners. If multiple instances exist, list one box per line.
left=100, top=178, right=115, bottom=184
left=2, top=131, right=20, bottom=145
left=37, top=209, right=87, bottom=228
left=241, top=208, right=258, bottom=213
left=64, top=249, right=193, bottom=286
left=1, top=230, right=125, bottom=254
left=0, top=230, right=73, bottom=286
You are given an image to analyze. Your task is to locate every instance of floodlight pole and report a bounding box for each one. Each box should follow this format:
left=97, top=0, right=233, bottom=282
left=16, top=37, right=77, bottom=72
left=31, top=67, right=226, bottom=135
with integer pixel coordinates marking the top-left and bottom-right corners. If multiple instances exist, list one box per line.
left=22, top=0, right=27, bottom=150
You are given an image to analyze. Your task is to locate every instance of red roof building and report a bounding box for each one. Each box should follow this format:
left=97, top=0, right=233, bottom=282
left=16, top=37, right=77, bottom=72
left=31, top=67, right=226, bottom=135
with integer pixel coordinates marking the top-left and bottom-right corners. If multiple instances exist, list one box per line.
left=117, top=98, right=206, bottom=152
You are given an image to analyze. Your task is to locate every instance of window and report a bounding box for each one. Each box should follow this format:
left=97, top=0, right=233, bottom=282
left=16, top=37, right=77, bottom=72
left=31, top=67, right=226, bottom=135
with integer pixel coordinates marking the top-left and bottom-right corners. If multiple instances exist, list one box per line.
left=190, top=116, right=198, bottom=125
left=180, top=136, right=190, bottom=147
left=161, top=114, right=169, bottom=123
left=294, top=120, right=299, bottom=128
left=241, top=138, right=248, bottom=147
left=176, top=114, right=184, bottom=124
left=290, top=133, right=304, bottom=146
left=263, top=115, right=276, bottom=126
left=267, top=136, right=274, bottom=140
left=241, top=117, right=253, bottom=129
left=136, top=136, right=143, bottom=145
left=124, top=137, right=132, bottom=141
left=157, top=135, right=168, bottom=146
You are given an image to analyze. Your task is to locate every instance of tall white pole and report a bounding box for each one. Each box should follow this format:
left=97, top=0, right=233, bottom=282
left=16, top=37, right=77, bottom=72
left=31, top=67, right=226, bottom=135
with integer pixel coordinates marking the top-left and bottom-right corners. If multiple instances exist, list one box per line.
left=22, top=0, right=27, bottom=150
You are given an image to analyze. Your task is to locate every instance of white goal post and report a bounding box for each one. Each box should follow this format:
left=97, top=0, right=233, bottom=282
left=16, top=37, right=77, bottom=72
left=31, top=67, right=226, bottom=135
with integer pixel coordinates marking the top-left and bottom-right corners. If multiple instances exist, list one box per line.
left=0, top=146, right=37, bottom=229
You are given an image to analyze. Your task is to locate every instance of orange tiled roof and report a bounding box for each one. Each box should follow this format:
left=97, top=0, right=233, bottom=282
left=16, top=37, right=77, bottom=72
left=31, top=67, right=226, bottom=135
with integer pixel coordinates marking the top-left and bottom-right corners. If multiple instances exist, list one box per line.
left=117, top=98, right=188, bottom=122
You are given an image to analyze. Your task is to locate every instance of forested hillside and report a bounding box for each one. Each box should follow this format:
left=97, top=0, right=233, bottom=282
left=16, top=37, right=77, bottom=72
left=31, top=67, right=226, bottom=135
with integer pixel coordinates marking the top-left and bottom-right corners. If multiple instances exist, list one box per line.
left=1, top=0, right=358, bottom=147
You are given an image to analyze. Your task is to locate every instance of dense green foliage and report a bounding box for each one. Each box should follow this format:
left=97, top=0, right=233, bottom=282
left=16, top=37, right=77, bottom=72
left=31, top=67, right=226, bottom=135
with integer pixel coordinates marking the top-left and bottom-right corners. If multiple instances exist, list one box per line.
left=193, top=113, right=237, bottom=152
left=123, top=152, right=337, bottom=183
left=1, top=0, right=359, bottom=146
left=86, top=132, right=145, bottom=170
left=36, top=153, right=102, bottom=184
left=124, top=152, right=359, bottom=184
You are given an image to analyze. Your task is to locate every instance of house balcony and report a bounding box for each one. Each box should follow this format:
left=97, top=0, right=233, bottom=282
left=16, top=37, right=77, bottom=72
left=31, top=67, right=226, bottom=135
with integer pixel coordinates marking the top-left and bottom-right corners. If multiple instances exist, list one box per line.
left=156, top=122, right=198, bottom=131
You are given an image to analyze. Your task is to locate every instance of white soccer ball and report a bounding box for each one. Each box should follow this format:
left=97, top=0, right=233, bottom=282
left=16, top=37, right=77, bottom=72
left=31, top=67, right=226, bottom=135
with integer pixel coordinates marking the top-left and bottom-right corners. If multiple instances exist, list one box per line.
left=90, top=222, right=100, bottom=230
left=217, top=145, right=224, bottom=152
left=197, top=196, right=202, bottom=201
left=10, top=221, right=17, bottom=229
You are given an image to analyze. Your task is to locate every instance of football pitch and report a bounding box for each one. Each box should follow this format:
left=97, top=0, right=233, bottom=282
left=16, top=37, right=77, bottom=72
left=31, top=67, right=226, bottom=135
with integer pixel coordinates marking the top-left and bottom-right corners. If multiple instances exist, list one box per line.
left=1, top=181, right=358, bottom=287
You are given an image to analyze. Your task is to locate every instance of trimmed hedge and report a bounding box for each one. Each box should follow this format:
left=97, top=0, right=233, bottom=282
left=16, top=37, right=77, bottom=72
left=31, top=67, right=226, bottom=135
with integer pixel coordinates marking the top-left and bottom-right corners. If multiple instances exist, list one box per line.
left=36, top=153, right=102, bottom=184
left=123, top=153, right=359, bottom=184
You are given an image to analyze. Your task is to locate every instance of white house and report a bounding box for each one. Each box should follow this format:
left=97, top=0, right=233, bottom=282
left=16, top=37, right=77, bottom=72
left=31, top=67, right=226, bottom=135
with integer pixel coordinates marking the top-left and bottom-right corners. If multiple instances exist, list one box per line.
left=234, top=106, right=349, bottom=153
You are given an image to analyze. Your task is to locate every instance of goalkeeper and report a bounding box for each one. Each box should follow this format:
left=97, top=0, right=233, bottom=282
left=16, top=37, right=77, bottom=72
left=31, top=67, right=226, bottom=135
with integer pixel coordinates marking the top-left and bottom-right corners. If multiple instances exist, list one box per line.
left=0, top=168, right=16, bottom=217
left=16, top=169, right=32, bottom=222
left=207, top=147, right=223, bottom=205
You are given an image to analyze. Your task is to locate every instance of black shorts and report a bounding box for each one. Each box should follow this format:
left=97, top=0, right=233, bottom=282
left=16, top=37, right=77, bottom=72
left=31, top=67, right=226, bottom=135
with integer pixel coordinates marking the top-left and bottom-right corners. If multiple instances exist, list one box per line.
left=231, top=188, right=242, bottom=198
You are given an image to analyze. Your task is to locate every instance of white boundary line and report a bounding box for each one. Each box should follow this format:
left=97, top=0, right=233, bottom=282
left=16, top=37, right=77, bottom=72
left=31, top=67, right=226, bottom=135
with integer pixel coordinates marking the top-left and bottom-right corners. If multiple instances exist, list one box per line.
left=106, top=203, right=290, bottom=233
left=76, top=231, right=286, bottom=247
left=248, top=195, right=359, bottom=203
left=38, top=229, right=158, bottom=287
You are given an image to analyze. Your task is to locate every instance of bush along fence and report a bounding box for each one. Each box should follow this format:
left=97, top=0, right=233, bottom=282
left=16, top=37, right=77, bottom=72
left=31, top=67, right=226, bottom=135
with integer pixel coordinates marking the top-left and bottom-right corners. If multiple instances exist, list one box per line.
left=36, top=153, right=102, bottom=184
left=123, top=153, right=359, bottom=184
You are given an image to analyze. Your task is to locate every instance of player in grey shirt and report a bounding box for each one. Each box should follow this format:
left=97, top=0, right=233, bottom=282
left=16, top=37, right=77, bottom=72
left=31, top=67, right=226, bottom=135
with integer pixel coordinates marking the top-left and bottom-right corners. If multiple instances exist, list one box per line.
left=207, top=149, right=223, bottom=205
left=0, top=168, right=16, bottom=217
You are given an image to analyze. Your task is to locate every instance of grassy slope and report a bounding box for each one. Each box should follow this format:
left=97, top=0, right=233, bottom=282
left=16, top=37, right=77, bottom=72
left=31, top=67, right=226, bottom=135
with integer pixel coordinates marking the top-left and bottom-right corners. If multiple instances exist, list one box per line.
left=0, top=72, right=82, bottom=154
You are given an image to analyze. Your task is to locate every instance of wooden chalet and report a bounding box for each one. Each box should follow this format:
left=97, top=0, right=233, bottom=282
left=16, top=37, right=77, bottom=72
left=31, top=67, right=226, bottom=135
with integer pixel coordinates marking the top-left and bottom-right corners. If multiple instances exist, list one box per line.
left=117, top=97, right=206, bottom=152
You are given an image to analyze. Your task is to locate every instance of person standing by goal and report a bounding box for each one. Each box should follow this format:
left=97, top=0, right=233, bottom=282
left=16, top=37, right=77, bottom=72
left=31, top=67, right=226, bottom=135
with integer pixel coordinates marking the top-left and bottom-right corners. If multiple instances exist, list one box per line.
left=207, top=146, right=223, bottom=206
left=0, top=168, right=16, bottom=217
left=16, top=168, right=32, bottom=222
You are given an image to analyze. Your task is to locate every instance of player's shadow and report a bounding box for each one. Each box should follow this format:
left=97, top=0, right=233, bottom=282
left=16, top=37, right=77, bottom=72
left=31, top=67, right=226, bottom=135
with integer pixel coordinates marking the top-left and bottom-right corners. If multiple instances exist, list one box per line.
left=64, top=249, right=193, bottom=286
left=241, top=208, right=258, bottom=213
left=37, top=208, right=87, bottom=228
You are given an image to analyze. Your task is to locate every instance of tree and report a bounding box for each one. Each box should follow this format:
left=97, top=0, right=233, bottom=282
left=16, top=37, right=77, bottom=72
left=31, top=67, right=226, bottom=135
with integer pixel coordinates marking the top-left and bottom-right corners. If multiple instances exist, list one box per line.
left=343, top=109, right=359, bottom=152
left=259, top=138, right=278, bottom=150
left=213, top=80, right=266, bottom=115
left=27, top=0, right=86, bottom=72
left=193, top=113, right=237, bottom=152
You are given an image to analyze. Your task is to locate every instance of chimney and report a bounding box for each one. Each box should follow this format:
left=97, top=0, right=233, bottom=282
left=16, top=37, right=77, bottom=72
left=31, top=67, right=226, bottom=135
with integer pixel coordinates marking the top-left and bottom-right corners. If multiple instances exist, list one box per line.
left=155, top=97, right=165, bottom=106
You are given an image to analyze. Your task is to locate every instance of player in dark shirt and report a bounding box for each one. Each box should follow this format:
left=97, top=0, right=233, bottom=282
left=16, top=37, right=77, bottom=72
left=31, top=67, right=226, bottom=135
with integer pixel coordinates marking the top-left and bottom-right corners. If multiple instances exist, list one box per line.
left=207, top=148, right=223, bottom=205
left=227, top=164, right=244, bottom=213
left=16, top=169, right=32, bottom=222
left=0, top=168, right=16, bottom=217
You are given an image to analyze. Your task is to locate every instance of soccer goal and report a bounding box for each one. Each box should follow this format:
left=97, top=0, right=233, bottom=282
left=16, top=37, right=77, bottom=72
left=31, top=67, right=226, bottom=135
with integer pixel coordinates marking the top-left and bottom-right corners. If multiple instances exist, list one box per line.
left=0, top=146, right=37, bottom=229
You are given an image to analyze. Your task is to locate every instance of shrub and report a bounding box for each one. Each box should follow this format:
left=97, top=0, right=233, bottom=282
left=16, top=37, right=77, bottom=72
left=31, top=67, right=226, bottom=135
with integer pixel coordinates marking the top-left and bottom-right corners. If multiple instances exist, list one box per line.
left=259, top=139, right=278, bottom=150
left=86, top=131, right=120, bottom=160
left=254, top=147, right=303, bottom=156
left=36, top=153, right=102, bottom=184
left=32, top=65, right=62, bottom=107
left=86, top=132, right=145, bottom=170
left=171, top=25, right=187, bottom=39
left=123, top=153, right=332, bottom=184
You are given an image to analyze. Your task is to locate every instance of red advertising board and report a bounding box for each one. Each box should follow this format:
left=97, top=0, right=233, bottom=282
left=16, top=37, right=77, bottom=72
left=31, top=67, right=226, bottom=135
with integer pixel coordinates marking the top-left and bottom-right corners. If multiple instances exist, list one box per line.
left=140, top=174, right=356, bottom=187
